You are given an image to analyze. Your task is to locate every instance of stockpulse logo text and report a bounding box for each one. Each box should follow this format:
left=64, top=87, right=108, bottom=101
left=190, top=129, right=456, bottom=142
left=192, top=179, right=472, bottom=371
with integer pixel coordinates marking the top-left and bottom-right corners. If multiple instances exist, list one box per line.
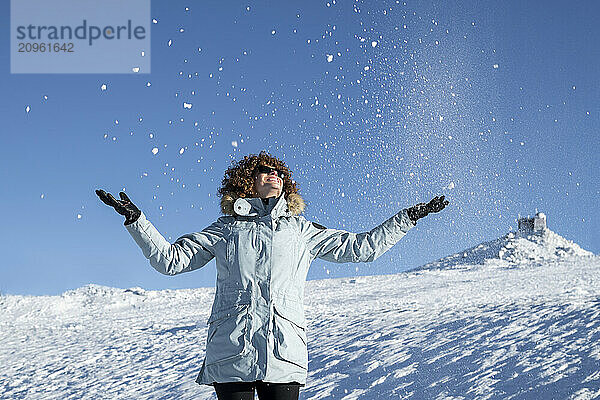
left=15, top=19, right=146, bottom=46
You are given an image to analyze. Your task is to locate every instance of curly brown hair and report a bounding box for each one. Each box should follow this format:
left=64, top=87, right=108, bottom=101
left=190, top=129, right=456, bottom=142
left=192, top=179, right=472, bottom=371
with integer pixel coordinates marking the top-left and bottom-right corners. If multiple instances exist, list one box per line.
left=217, top=150, right=300, bottom=199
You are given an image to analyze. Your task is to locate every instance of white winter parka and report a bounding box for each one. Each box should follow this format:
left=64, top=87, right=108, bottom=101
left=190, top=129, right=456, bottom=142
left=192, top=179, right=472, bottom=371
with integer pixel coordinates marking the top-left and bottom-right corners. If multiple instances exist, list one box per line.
left=124, top=192, right=415, bottom=385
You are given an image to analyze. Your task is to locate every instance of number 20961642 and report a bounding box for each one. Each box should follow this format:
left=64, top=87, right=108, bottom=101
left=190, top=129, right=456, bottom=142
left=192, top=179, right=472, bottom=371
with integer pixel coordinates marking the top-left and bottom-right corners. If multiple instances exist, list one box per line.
left=18, top=43, right=74, bottom=52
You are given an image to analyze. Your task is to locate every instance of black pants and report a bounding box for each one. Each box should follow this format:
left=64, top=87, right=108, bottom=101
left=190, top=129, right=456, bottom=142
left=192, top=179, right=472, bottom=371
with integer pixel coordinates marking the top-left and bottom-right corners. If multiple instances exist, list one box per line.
left=214, top=381, right=301, bottom=400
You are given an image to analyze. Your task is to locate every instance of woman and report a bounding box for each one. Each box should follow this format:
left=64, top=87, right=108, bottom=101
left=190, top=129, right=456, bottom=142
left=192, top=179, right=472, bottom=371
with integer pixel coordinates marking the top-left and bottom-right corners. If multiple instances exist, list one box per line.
left=96, top=150, right=448, bottom=400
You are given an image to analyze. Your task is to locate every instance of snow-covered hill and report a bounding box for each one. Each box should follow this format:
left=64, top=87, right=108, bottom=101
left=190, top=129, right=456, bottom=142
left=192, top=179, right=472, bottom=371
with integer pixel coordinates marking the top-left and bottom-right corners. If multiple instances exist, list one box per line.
left=1, top=226, right=599, bottom=399
left=411, top=226, right=594, bottom=272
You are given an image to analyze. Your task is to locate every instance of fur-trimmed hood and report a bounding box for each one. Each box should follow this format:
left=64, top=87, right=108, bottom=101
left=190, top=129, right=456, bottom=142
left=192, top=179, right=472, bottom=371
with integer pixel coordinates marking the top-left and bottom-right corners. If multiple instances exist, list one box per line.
left=221, top=192, right=306, bottom=217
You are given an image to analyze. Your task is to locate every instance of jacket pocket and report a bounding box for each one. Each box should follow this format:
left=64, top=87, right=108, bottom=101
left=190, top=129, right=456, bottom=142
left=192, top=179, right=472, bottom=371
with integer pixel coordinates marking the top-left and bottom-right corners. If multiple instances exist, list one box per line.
left=272, top=304, right=308, bottom=370
left=205, top=304, right=251, bottom=366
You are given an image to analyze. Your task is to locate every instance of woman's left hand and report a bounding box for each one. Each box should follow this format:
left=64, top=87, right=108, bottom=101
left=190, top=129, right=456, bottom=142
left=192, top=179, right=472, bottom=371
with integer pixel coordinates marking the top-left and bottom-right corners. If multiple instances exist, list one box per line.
left=407, top=195, right=449, bottom=223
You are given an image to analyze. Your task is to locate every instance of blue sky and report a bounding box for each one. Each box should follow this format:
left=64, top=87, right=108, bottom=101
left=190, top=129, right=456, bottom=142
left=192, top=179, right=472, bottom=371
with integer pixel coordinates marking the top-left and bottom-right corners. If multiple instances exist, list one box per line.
left=1, top=0, right=598, bottom=296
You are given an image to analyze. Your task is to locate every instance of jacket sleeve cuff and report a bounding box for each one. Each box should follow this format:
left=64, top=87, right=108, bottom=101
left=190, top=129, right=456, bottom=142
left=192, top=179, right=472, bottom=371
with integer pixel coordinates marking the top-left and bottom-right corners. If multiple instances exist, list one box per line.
left=124, top=211, right=149, bottom=234
left=396, top=208, right=417, bottom=232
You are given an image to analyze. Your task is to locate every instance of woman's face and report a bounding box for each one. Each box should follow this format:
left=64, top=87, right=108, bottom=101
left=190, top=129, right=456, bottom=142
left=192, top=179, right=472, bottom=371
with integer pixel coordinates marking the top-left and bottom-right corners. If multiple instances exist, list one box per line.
left=253, top=165, right=283, bottom=198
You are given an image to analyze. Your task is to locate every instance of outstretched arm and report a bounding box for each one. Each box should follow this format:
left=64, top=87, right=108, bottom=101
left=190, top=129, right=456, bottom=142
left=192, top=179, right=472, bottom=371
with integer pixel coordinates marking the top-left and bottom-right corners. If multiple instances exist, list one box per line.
left=299, top=196, right=448, bottom=264
left=96, top=189, right=224, bottom=276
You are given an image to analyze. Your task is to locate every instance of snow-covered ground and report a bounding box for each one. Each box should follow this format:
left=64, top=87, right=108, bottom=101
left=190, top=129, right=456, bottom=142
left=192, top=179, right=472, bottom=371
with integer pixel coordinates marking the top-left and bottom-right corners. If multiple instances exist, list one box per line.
left=1, top=227, right=599, bottom=399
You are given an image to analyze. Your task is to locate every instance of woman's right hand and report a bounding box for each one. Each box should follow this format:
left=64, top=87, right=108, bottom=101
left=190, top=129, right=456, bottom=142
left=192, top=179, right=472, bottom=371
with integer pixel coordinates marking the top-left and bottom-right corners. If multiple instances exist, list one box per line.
left=96, top=189, right=141, bottom=225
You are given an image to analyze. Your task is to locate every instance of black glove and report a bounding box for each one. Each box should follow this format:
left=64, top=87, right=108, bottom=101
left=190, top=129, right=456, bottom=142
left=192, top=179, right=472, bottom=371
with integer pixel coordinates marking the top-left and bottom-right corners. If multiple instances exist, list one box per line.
left=96, top=189, right=141, bottom=226
left=407, top=195, right=449, bottom=224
